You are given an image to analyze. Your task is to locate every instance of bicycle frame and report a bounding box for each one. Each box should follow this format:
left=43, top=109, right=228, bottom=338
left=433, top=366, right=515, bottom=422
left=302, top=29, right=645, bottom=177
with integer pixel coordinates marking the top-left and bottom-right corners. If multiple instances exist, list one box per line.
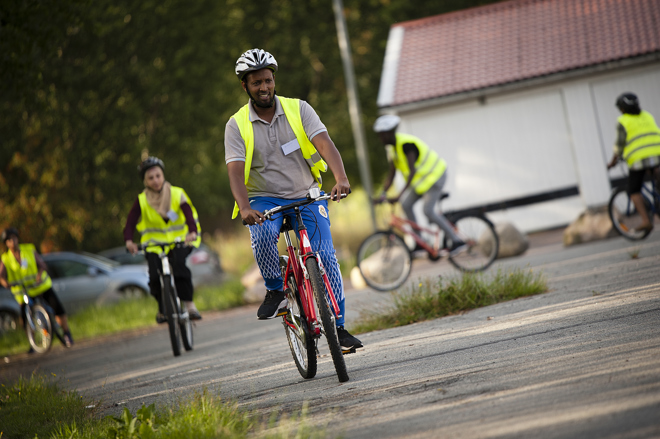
left=388, top=214, right=443, bottom=257
left=279, top=210, right=342, bottom=338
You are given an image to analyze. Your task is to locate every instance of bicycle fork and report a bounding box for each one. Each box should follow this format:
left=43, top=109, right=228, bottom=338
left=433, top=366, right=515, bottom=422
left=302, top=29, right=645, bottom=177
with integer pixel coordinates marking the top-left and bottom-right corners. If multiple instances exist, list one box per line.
left=160, top=253, right=187, bottom=321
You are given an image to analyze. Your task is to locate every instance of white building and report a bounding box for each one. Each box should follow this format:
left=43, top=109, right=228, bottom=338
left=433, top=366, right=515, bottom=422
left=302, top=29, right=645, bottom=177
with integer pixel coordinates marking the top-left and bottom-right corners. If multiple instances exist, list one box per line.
left=377, top=0, right=660, bottom=232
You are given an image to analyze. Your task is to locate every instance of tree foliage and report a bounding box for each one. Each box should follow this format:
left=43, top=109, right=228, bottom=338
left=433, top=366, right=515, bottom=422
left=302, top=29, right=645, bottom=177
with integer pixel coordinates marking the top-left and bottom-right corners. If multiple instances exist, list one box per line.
left=0, top=0, right=500, bottom=252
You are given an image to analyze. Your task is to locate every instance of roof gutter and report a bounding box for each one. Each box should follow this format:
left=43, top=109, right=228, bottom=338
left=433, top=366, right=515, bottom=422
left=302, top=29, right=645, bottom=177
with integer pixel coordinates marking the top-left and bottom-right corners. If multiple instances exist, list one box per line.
left=379, top=52, right=660, bottom=114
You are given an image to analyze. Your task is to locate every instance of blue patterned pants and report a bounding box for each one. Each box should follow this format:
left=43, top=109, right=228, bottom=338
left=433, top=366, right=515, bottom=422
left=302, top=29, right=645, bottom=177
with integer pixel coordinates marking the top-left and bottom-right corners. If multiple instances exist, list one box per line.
left=247, top=196, right=346, bottom=326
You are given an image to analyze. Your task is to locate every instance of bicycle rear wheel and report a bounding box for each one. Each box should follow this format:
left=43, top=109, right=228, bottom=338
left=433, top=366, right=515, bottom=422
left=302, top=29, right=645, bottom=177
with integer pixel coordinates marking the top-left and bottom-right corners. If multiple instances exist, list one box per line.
left=306, top=258, right=349, bottom=383
left=608, top=186, right=652, bottom=240
left=281, top=257, right=317, bottom=379
left=26, top=304, right=52, bottom=354
left=162, top=275, right=182, bottom=357
left=446, top=214, right=498, bottom=272
left=179, top=299, right=193, bottom=351
left=357, top=231, right=412, bottom=291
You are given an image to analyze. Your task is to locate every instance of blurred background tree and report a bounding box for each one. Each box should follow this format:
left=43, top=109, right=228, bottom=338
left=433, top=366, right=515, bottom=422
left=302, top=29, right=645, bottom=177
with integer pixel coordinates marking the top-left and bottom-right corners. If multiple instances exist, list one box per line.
left=0, top=0, right=500, bottom=252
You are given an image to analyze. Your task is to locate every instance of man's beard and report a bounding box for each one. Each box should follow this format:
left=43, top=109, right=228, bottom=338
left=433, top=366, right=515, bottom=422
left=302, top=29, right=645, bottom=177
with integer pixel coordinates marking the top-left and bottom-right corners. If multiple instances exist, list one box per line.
left=247, top=89, right=277, bottom=108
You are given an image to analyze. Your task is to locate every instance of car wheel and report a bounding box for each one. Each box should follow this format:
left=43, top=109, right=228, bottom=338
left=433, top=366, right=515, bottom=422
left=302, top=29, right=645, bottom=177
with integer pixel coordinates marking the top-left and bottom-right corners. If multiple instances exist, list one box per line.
left=0, top=310, right=19, bottom=333
left=120, top=286, right=148, bottom=299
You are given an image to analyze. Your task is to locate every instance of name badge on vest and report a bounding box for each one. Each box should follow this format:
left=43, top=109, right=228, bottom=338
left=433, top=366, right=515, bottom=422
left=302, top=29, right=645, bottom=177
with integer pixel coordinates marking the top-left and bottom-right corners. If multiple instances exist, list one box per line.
left=281, top=139, right=301, bottom=156
left=167, top=210, right=179, bottom=221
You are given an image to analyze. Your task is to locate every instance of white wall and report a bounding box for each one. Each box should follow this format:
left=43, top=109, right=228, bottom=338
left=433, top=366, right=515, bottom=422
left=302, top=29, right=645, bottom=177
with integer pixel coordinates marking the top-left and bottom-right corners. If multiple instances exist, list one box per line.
left=396, top=62, right=660, bottom=233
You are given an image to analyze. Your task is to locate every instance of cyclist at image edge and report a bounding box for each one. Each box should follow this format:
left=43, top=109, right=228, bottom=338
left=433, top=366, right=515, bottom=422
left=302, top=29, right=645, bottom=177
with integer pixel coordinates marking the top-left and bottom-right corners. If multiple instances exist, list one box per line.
left=224, top=48, right=362, bottom=350
left=0, top=227, right=74, bottom=349
left=373, top=114, right=467, bottom=255
left=124, top=157, right=203, bottom=323
left=607, top=92, right=660, bottom=233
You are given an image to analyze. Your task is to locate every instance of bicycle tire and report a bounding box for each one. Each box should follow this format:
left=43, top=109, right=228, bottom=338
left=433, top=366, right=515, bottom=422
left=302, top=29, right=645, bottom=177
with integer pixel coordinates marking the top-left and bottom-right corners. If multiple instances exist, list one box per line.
left=26, top=304, right=52, bottom=354
left=179, top=299, right=194, bottom=352
left=445, top=214, right=498, bottom=272
left=40, top=299, right=68, bottom=347
left=162, top=275, right=182, bottom=357
left=280, top=257, right=317, bottom=379
left=608, top=186, right=652, bottom=241
left=357, top=231, right=412, bottom=292
left=306, top=258, right=349, bottom=383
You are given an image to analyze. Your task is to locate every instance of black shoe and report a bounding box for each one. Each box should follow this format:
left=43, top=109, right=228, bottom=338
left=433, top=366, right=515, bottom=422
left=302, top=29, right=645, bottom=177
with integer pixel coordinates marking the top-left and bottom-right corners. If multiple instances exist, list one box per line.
left=156, top=313, right=167, bottom=324
left=27, top=347, right=35, bottom=354
left=189, top=309, right=202, bottom=320
left=257, top=289, right=288, bottom=320
left=63, top=331, right=73, bottom=348
left=449, top=240, right=468, bottom=257
left=336, top=326, right=363, bottom=350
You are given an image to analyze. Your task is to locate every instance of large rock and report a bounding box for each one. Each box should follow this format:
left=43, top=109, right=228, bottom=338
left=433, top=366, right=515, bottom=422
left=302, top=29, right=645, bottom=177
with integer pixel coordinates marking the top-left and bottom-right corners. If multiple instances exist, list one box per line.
left=478, top=222, right=528, bottom=259
left=563, top=206, right=618, bottom=246
left=495, top=222, right=529, bottom=258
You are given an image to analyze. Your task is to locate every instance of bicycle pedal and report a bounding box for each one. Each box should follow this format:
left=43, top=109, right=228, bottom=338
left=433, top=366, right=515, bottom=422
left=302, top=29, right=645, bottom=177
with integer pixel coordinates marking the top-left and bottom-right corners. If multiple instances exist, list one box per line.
left=342, top=347, right=357, bottom=355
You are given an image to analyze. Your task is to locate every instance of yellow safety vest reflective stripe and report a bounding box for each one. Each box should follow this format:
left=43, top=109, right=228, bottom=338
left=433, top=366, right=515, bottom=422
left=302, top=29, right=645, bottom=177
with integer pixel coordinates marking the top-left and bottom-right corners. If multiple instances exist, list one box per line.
left=392, top=133, right=446, bottom=195
left=1, top=243, right=52, bottom=303
left=229, top=96, right=328, bottom=218
left=619, top=111, right=660, bottom=167
left=136, top=186, right=201, bottom=253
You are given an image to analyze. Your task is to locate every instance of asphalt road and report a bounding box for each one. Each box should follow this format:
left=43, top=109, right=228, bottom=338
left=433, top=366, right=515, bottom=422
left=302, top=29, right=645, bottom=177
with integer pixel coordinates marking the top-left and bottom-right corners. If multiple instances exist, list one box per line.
left=1, top=230, right=659, bottom=439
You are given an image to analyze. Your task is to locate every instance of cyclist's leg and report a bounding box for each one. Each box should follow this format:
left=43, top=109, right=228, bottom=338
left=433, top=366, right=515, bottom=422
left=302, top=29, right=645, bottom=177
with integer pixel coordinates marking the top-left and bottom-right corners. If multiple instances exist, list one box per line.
left=423, top=173, right=463, bottom=244
left=169, top=246, right=200, bottom=318
left=629, top=168, right=652, bottom=230
left=400, top=189, right=420, bottom=224
left=248, top=197, right=287, bottom=291
left=39, top=288, right=73, bottom=345
left=145, top=252, right=164, bottom=314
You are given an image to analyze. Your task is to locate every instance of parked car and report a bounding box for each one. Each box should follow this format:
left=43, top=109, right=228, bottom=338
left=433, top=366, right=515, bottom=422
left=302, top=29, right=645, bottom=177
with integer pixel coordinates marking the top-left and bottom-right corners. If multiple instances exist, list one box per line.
left=98, top=243, right=223, bottom=286
left=0, top=251, right=150, bottom=332
left=43, top=252, right=150, bottom=313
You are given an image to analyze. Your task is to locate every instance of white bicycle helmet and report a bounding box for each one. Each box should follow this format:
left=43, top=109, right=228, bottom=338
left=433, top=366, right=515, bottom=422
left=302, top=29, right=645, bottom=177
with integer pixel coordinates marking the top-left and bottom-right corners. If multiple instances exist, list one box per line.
left=235, top=48, right=278, bottom=81
left=373, top=114, right=401, bottom=133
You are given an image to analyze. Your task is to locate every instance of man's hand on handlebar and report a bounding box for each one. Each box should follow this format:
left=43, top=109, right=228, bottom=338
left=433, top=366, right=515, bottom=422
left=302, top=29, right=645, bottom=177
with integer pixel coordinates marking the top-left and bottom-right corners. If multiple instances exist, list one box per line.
left=240, top=208, right=266, bottom=226
left=185, top=232, right=197, bottom=244
left=330, top=178, right=351, bottom=203
left=126, top=240, right=139, bottom=255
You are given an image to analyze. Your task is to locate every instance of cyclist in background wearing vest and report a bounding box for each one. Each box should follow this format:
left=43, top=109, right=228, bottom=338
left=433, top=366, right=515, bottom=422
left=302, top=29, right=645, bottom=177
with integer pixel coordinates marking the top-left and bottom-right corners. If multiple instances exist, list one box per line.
left=124, top=157, right=203, bottom=323
left=607, top=92, right=660, bottom=233
left=373, top=115, right=468, bottom=256
left=0, top=227, right=73, bottom=349
left=224, top=48, right=362, bottom=351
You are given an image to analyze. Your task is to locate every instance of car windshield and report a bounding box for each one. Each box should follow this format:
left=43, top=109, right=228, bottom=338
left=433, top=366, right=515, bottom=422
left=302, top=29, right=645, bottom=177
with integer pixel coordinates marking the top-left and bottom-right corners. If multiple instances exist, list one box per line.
left=79, top=251, right=121, bottom=268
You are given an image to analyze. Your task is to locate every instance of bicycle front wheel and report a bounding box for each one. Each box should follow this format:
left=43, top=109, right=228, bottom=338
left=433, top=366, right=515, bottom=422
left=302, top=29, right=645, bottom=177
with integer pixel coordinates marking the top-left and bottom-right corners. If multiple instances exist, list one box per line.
left=306, top=258, right=349, bottom=383
left=26, top=304, right=52, bottom=354
left=446, top=214, right=498, bottom=272
left=281, top=257, right=317, bottom=379
left=357, top=231, right=412, bottom=292
left=608, top=186, right=652, bottom=241
left=162, top=275, right=182, bottom=357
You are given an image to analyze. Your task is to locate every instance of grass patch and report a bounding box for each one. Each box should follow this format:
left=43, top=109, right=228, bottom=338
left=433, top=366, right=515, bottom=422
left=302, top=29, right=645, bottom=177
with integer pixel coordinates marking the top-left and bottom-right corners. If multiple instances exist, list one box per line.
left=0, top=279, right=246, bottom=357
left=0, top=374, right=327, bottom=439
left=351, top=268, right=547, bottom=334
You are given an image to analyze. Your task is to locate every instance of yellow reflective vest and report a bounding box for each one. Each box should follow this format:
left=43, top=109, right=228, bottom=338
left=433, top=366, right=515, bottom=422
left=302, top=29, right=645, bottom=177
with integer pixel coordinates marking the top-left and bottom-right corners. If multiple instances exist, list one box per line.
left=1, top=243, right=52, bottom=303
left=390, top=133, right=447, bottom=195
left=619, top=111, right=660, bottom=167
left=229, top=96, right=328, bottom=218
left=136, top=186, right=201, bottom=253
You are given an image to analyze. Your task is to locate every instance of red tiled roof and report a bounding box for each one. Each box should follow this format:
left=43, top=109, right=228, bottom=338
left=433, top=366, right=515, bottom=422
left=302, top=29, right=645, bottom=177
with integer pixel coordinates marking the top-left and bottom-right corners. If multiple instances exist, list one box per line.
left=384, top=0, right=660, bottom=107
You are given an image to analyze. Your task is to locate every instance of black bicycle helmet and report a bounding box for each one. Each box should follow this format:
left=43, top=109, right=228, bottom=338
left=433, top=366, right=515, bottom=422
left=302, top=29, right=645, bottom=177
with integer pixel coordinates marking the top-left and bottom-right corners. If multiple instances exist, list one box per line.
left=615, top=92, right=641, bottom=114
left=2, top=227, right=19, bottom=243
left=138, top=156, right=165, bottom=180
left=235, top=48, right=278, bottom=81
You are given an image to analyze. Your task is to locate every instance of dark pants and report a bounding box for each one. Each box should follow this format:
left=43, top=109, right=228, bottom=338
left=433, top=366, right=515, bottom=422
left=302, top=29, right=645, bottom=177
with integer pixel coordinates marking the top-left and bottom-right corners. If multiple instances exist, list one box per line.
left=145, top=246, right=194, bottom=313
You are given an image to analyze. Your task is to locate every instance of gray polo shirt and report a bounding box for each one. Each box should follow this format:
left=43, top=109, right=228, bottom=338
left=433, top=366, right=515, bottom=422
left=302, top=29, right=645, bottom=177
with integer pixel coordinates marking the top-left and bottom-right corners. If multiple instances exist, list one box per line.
left=225, top=96, right=328, bottom=199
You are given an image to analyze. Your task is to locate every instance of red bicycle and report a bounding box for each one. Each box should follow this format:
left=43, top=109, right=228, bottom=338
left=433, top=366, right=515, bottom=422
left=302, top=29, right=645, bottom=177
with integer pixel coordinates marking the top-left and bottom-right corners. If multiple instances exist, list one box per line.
left=255, top=190, right=351, bottom=382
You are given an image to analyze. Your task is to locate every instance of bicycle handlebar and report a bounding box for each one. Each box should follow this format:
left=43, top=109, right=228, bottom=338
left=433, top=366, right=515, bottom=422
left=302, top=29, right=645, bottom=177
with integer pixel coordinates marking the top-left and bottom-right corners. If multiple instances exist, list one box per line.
left=241, top=191, right=349, bottom=225
left=135, top=239, right=189, bottom=252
